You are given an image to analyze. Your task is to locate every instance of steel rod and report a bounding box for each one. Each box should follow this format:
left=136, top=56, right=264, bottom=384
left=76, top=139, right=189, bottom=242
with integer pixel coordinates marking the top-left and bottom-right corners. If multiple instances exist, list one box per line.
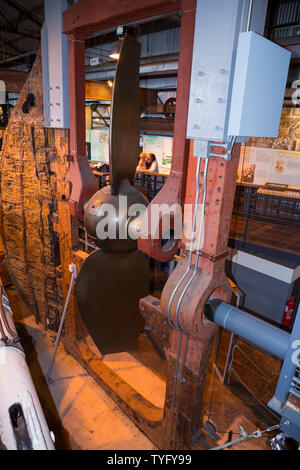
left=46, top=264, right=77, bottom=381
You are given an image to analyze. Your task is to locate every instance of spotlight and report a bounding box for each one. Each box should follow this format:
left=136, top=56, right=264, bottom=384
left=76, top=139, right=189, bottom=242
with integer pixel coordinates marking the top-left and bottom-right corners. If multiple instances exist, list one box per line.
left=109, top=39, right=123, bottom=60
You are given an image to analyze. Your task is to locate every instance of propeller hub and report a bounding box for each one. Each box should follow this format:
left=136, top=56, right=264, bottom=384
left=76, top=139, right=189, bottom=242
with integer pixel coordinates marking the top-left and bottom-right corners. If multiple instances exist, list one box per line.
left=84, top=182, right=148, bottom=254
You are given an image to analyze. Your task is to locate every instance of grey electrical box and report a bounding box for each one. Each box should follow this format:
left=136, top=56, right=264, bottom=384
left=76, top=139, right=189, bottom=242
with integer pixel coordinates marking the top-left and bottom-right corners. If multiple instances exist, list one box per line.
left=186, top=0, right=287, bottom=142
left=186, top=0, right=244, bottom=142
left=228, top=32, right=291, bottom=138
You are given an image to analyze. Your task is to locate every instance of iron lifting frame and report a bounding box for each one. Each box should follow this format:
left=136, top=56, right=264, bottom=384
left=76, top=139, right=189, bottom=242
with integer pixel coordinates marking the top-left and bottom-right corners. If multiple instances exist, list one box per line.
left=167, top=134, right=237, bottom=448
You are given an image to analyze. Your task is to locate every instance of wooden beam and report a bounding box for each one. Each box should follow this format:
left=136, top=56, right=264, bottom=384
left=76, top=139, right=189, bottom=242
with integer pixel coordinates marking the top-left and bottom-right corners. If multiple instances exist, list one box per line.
left=0, top=50, right=37, bottom=66
left=68, top=32, right=86, bottom=157
left=0, top=69, right=28, bottom=92
left=86, top=80, right=158, bottom=105
left=0, top=73, right=159, bottom=106
left=140, top=117, right=174, bottom=134
left=143, top=103, right=175, bottom=114
left=85, top=80, right=112, bottom=101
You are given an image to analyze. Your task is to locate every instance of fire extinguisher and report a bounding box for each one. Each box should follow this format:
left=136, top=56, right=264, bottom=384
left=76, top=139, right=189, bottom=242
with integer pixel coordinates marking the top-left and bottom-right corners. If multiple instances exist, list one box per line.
left=283, top=295, right=297, bottom=327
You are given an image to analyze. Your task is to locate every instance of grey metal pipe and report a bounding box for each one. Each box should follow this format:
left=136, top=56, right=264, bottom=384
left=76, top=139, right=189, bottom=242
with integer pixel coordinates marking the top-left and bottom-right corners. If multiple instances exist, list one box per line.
left=205, top=300, right=291, bottom=360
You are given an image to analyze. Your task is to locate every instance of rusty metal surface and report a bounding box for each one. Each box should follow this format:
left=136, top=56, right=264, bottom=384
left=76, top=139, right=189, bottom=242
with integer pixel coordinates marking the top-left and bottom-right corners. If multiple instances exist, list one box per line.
left=161, top=145, right=241, bottom=337
left=75, top=249, right=149, bottom=354
left=63, top=0, right=184, bottom=35
left=68, top=32, right=98, bottom=220
left=61, top=0, right=246, bottom=451
left=109, top=34, right=141, bottom=195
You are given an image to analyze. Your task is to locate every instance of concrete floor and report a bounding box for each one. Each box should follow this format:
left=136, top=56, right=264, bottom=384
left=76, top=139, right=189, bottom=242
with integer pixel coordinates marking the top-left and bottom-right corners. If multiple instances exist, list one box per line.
left=6, top=284, right=285, bottom=451
left=8, top=286, right=157, bottom=450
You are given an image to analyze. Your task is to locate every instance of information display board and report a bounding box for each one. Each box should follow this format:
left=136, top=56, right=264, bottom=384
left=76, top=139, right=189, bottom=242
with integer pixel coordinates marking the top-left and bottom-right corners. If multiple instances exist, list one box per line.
left=142, top=134, right=173, bottom=169
left=88, top=129, right=109, bottom=162
left=238, top=145, right=300, bottom=186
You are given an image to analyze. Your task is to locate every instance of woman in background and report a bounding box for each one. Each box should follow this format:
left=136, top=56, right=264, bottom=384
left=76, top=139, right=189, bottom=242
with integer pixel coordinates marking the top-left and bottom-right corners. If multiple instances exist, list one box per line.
left=137, top=152, right=147, bottom=171
left=145, top=153, right=158, bottom=173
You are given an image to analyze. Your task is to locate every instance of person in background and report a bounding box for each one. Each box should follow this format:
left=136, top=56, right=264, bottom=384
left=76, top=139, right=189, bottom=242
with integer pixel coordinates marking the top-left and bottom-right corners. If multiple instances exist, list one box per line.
left=145, top=153, right=158, bottom=173
left=137, top=152, right=147, bottom=171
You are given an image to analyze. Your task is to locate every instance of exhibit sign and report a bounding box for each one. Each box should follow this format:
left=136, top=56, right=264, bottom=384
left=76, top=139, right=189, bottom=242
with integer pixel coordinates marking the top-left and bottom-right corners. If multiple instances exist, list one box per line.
left=142, top=134, right=173, bottom=169
left=238, top=145, right=300, bottom=186
left=89, top=129, right=109, bottom=162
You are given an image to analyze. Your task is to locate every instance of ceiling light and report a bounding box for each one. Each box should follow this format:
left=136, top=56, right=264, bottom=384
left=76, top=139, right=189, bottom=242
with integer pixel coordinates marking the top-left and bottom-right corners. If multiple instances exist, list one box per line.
left=109, top=52, right=120, bottom=60
left=109, top=39, right=123, bottom=60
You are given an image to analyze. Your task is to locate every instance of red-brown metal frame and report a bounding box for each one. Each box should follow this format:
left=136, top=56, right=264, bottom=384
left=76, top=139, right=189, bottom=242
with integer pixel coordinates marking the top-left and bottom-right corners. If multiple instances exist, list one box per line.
left=63, top=0, right=182, bottom=35
left=63, top=0, right=195, bottom=238
left=68, top=31, right=98, bottom=219
left=62, top=0, right=243, bottom=450
left=138, top=1, right=195, bottom=261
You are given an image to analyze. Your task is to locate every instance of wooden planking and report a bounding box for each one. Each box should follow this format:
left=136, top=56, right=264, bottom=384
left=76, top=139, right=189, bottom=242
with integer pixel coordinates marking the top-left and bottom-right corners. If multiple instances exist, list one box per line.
left=0, top=53, right=63, bottom=329
left=0, top=72, right=158, bottom=105
left=85, top=80, right=112, bottom=101
left=140, top=117, right=174, bottom=134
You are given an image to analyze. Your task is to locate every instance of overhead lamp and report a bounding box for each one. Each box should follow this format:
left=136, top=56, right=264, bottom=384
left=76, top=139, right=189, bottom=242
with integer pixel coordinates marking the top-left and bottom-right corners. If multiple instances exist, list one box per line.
left=109, top=25, right=125, bottom=60
left=109, top=38, right=123, bottom=60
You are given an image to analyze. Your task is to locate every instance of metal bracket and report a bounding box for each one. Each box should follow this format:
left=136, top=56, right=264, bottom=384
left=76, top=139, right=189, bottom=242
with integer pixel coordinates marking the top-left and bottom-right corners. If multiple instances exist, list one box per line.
left=203, top=249, right=230, bottom=263
left=180, top=246, right=230, bottom=263
left=193, top=136, right=236, bottom=161
left=208, top=136, right=236, bottom=162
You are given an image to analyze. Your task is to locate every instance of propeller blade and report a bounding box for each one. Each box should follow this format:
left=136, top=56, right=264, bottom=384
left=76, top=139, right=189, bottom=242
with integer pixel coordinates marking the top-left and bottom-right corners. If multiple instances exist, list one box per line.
left=109, top=34, right=141, bottom=194
left=75, top=249, right=149, bottom=354
left=78, top=34, right=148, bottom=355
